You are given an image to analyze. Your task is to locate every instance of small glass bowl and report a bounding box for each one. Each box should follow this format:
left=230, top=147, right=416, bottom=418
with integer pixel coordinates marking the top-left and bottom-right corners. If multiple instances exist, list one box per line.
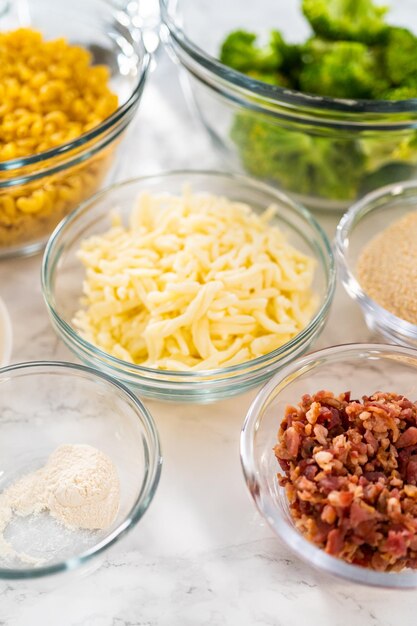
left=335, top=181, right=417, bottom=348
left=160, top=0, right=417, bottom=211
left=42, top=170, right=335, bottom=403
left=0, top=296, right=12, bottom=367
left=0, top=0, right=149, bottom=258
left=0, top=361, right=161, bottom=580
left=241, top=343, right=417, bottom=588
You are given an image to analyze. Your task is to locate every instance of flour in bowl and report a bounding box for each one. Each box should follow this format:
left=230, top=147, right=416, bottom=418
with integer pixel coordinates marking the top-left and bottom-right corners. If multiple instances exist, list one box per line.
left=0, top=444, right=120, bottom=565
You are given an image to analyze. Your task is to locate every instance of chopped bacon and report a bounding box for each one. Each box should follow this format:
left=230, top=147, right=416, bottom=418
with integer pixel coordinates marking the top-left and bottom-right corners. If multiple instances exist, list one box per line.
left=275, top=389, right=417, bottom=572
left=284, top=427, right=300, bottom=458
left=383, top=531, right=408, bottom=558
left=328, top=490, right=353, bottom=508
left=325, top=529, right=344, bottom=555
left=277, top=458, right=290, bottom=473
left=406, top=459, right=417, bottom=485
left=397, top=427, right=417, bottom=449
left=350, top=501, right=379, bottom=525
left=363, top=471, right=386, bottom=483
left=318, top=476, right=342, bottom=494
left=364, top=430, right=378, bottom=455
left=298, top=460, right=318, bottom=481
left=321, top=504, right=337, bottom=525
left=327, top=407, right=342, bottom=430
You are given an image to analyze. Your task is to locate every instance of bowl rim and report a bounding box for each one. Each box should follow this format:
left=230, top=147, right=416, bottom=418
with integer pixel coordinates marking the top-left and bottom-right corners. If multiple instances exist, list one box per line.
left=159, top=0, right=417, bottom=118
left=0, top=4, right=151, bottom=173
left=335, top=179, right=417, bottom=340
left=0, top=297, right=12, bottom=367
left=241, top=342, right=417, bottom=588
left=0, top=359, right=162, bottom=580
left=41, top=169, right=336, bottom=382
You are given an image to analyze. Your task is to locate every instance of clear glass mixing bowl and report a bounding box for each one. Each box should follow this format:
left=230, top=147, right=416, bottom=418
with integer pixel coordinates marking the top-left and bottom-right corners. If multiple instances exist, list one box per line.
left=160, top=0, right=417, bottom=211
left=0, top=0, right=149, bottom=258
left=241, top=343, right=417, bottom=588
left=335, top=180, right=417, bottom=348
left=0, top=361, right=161, bottom=580
left=0, top=296, right=12, bottom=367
left=42, top=170, right=335, bottom=403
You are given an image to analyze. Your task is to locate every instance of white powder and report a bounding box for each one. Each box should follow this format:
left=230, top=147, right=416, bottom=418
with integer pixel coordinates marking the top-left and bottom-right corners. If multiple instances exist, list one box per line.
left=0, top=444, right=120, bottom=566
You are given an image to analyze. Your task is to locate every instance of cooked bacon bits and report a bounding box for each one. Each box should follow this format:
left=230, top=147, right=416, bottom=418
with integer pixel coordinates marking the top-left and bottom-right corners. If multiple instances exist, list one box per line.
left=274, top=391, right=417, bottom=572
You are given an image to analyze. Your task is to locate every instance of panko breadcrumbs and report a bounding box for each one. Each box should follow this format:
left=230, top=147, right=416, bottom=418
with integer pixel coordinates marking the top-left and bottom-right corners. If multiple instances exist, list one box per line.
left=0, top=28, right=118, bottom=249
left=357, top=211, right=417, bottom=324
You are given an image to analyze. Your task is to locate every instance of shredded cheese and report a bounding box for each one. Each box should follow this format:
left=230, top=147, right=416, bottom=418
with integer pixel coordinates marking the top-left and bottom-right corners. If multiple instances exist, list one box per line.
left=73, top=189, right=317, bottom=370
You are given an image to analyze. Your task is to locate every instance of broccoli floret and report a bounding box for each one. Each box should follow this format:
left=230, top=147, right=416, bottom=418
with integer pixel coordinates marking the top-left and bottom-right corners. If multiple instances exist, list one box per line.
left=279, top=44, right=303, bottom=89
left=382, top=85, right=417, bottom=101
left=230, top=113, right=366, bottom=200
left=299, top=39, right=388, bottom=99
left=384, top=27, right=417, bottom=86
left=360, top=132, right=417, bottom=193
left=269, top=32, right=303, bottom=84
left=231, top=112, right=417, bottom=203
left=361, top=132, right=417, bottom=173
left=246, top=69, right=291, bottom=87
left=219, top=29, right=301, bottom=88
left=219, top=8, right=417, bottom=204
left=219, top=29, right=283, bottom=74
left=281, top=43, right=302, bottom=72
left=302, top=0, right=389, bottom=44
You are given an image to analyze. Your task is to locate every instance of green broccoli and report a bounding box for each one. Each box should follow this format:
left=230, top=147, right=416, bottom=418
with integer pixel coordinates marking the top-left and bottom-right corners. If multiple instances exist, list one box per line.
left=219, top=29, right=302, bottom=88
left=230, top=113, right=366, bottom=200
left=231, top=112, right=417, bottom=202
left=382, top=85, right=417, bottom=101
left=271, top=34, right=303, bottom=86
left=299, top=39, right=388, bottom=99
left=218, top=3, right=417, bottom=204
left=302, top=0, right=389, bottom=44
left=219, top=30, right=283, bottom=74
left=384, top=27, right=417, bottom=86
left=246, top=70, right=291, bottom=87
left=361, top=131, right=417, bottom=173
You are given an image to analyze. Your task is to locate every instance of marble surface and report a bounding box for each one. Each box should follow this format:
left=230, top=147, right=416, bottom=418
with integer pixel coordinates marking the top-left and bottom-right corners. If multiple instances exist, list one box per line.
left=0, top=46, right=411, bottom=626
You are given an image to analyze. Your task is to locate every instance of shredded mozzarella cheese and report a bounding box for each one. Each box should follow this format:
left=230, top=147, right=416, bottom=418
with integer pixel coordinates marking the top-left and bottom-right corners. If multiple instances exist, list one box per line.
left=73, top=189, right=317, bottom=370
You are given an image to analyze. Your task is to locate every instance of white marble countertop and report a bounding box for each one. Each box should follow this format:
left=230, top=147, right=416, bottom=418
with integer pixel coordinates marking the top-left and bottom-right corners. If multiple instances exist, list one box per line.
left=0, top=47, right=413, bottom=626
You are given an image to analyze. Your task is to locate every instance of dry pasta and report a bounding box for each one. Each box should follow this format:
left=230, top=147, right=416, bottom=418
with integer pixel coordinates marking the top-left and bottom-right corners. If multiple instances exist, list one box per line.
left=0, top=28, right=118, bottom=249
left=73, top=189, right=318, bottom=371
left=0, top=29, right=118, bottom=161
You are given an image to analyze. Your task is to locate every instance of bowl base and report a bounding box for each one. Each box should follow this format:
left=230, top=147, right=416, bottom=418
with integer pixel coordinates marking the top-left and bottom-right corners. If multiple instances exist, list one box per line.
left=0, top=239, right=46, bottom=260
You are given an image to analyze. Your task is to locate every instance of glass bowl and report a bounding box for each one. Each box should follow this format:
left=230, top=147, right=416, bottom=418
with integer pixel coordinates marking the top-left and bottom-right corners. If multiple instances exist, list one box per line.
left=160, top=0, right=417, bottom=211
left=241, top=343, right=417, bottom=588
left=0, top=0, right=149, bottom=259
left=0, top=361, right=161, bottom=580
left=0, top=296, right=12, bottom=367
left=335, top=180, right=417, bottom=348
left=41, top=170, right=335, bottom=403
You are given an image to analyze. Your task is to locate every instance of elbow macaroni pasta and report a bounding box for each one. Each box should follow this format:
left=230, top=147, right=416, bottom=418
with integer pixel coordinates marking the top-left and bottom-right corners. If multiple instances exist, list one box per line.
left=0, top=29, right=118, bottom=249
left=0, top=149, right=115, bottom=249
left=74, top=189, right=318, bottom=371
